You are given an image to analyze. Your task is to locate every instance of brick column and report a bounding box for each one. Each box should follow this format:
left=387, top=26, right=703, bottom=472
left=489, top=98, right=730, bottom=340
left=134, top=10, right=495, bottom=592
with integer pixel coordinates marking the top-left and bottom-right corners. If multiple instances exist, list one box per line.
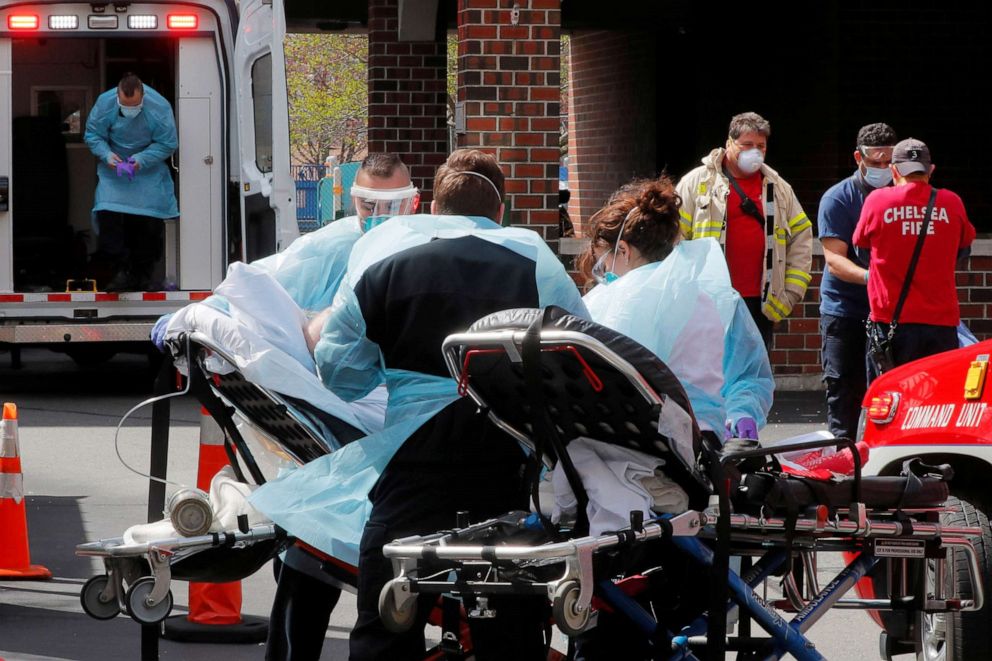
left=457, top=0, right=561, bottom=241
left=367, top=0, right=449, bottom=203
left=566, top=29, right=657, bottom=235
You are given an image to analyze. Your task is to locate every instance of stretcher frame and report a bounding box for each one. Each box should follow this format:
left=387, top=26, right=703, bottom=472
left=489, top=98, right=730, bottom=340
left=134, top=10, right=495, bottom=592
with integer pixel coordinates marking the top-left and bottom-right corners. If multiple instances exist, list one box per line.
left=379, top=324, right=986, bottom=660
left=75, top=333, right=489, bottom=660
left=75, top=333, right=340, bottom=625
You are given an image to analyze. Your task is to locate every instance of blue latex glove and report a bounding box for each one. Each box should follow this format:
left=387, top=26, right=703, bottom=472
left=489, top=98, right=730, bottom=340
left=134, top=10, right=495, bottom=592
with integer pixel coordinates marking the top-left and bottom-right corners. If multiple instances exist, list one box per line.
left=729, top=416, right=759, bottom=440
left=151, top=313, right=173, bottom=351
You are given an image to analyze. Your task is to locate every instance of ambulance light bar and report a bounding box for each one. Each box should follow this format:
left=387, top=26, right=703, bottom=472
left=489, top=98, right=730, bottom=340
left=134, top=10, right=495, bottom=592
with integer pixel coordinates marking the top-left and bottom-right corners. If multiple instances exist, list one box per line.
left=166, top=14, right=197, bottom=29
left=127, top=15, right=157, bottom=29
left=7, top=14, right=39, bottom=29
left=49, top=15, right=79, bottom=30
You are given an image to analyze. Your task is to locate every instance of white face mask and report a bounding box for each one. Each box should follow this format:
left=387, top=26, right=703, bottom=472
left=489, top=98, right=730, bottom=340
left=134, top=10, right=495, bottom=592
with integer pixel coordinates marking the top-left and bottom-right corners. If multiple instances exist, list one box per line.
left=861, top=164, right=893, bottom=189
left=736, top=148, right=764, bottom=174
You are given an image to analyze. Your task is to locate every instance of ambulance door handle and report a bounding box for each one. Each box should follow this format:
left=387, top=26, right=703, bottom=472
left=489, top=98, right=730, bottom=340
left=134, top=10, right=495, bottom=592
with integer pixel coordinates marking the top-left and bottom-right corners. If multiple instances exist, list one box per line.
left=0, top=176, right=8, bottom=212
left=203, top=155, right=214, bottom=165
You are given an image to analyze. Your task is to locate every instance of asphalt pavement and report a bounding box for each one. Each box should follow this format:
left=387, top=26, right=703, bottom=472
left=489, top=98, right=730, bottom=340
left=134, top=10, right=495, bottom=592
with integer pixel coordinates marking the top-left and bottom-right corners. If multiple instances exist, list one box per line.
left=0, top=349, right=887, bottom=660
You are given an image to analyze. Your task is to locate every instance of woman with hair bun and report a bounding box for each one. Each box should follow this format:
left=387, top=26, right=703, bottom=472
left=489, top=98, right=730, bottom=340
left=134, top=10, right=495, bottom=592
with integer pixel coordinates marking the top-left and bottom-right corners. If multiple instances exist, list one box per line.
left=579, top=176, right=772, bottom=439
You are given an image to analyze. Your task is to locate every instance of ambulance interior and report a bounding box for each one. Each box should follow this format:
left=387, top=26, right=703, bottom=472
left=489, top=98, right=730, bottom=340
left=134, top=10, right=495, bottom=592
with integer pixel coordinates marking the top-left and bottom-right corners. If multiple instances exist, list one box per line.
left=9, top=31, right=225, bottom=292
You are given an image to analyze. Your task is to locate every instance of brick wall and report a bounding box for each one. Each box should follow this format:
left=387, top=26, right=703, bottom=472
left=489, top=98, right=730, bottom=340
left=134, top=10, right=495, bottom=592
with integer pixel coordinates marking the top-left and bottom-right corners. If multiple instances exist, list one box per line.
left=566, top=29, right=656, bottom=237
left=367, top=0, right=449, bottom=203
left=456, top=0, right=561, bottom=240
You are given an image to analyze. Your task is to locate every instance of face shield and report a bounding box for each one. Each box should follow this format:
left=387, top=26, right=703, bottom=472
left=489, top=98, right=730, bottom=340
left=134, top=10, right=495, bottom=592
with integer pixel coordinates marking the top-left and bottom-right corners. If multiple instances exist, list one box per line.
left=590, top=211, right=633, bottom=285
left=351, top=184, right=419, bottom=232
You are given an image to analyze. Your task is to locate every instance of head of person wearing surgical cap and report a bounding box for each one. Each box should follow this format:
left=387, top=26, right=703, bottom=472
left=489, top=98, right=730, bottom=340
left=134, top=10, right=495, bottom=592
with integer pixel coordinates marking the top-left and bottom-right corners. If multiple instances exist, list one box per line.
left=431, top=149, right=505, bottom=222
left=579, top=176, right=683, bottom=288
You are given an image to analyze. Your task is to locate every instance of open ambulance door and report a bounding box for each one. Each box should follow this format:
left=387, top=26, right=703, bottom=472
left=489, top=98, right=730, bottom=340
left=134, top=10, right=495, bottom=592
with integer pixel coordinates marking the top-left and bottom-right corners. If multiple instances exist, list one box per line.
left=0, top=37, right=11, bottom=292
left=234, top=0, right=297, bottom=263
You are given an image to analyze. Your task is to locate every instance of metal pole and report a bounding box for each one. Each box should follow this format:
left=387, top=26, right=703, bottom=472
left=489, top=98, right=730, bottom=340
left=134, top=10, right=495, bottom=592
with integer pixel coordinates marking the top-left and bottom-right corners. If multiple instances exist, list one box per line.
left=147, top=356, right=173, bottom=522
left=141, top=355, right=174, bottom=660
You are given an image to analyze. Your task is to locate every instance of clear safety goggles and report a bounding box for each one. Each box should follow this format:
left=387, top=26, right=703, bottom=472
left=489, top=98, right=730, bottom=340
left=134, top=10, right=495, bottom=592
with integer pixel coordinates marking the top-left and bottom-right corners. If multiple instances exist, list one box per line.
left=351, top=184, right=419, bottom=219
left=858, top=145, right=894, bottom=164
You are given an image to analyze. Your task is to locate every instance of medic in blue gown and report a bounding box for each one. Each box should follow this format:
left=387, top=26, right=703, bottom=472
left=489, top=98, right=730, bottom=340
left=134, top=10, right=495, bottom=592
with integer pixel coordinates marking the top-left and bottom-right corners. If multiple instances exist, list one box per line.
left=574, top=176, right=773, bottom=661
left=152, top=154, right=420, bottom=661
left=250, top=149, right=588, bottom=660
left=84, top=73, right=178, bottom=291
left=580, top=177, right=773, bottom=441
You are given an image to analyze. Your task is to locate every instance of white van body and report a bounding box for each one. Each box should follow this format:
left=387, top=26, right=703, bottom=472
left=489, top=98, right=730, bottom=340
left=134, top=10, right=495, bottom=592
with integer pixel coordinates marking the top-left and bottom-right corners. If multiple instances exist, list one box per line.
left=0, top=0, right=294, bottom=354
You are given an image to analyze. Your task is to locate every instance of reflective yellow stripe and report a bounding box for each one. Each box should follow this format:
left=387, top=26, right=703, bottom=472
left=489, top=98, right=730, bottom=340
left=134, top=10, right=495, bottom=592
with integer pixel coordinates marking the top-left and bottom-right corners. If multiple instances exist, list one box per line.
left=785, top=276, right=808, bottom=288
left=785, top=268, right=812, bottom=285
left=766, top=293, right=790, bottom=318
left=789, top=213, right=812, bottom=233
left=698, top=222, right=724, bottom=230
left=696, top=231, right=721, bottom=239
left=764, top=304, right=783, bottom=322
left=679, top=209, right=693, bottom=222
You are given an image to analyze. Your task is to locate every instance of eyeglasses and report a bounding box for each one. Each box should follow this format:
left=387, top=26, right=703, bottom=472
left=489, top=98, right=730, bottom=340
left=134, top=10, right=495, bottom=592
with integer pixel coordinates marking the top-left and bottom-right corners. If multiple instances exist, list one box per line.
left=734, top=140, right=767, bottom=152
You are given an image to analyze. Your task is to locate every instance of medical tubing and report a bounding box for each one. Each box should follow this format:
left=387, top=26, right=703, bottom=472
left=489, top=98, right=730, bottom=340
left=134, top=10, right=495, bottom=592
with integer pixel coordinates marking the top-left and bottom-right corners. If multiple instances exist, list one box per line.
left=113, top=361, right=193, bottom=490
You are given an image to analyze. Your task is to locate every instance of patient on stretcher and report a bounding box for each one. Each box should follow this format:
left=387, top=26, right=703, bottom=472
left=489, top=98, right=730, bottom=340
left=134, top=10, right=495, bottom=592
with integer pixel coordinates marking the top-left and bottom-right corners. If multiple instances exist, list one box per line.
left=164, top=261, right=387, bottom=438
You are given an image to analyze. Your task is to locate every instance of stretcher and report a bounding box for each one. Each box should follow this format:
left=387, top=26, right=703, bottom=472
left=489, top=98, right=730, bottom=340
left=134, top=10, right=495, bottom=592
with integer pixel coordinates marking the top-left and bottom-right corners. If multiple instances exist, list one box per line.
left=74, top=332, right=506, bottom=659
left=377, top=308, right=986, bottom=659
left=75, top=333, right=362, bottom=625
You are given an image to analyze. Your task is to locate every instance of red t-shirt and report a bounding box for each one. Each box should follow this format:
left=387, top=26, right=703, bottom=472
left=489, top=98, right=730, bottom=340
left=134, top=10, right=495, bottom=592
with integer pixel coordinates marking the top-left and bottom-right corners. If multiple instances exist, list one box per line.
left=724, top=172, right=765, bottom=297
left=852, top=182, right=975, bottom=325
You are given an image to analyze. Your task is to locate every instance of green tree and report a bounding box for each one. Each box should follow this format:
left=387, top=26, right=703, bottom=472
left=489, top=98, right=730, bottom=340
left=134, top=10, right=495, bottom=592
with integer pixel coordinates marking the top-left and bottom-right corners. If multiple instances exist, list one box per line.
left=285, top=34, right=368, bottom=164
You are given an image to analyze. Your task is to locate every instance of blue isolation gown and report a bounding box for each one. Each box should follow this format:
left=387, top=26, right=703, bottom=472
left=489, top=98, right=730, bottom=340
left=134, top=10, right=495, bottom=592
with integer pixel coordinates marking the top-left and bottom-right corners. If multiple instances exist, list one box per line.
left=205, top=216, right=364, bottom=315
left=584, top=238, right=772, bottom=435
left=249, top=214, right=589, bottom=564
left=84, top=86, right=179, bottom=219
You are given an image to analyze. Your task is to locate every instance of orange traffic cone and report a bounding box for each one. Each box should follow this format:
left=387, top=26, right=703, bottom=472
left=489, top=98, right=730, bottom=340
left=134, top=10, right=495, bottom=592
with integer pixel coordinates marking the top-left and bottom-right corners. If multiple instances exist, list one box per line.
left=0, top=402, right=52, bottom=580
left=163, top=407, right=266, bottom=643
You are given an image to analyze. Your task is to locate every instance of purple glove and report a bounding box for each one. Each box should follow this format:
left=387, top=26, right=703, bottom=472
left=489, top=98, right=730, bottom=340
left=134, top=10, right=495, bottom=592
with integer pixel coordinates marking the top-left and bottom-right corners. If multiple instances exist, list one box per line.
left=151, top=313, right=173, bottom=352
left=732, top=416, right=759, bottom=441
left=116, top=157, right=137, bottom=181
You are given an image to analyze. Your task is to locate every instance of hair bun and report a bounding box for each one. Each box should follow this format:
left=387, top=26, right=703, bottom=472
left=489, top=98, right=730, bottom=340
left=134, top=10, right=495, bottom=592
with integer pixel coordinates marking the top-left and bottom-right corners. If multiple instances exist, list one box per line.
left=634, top=177, right=680, bottom=223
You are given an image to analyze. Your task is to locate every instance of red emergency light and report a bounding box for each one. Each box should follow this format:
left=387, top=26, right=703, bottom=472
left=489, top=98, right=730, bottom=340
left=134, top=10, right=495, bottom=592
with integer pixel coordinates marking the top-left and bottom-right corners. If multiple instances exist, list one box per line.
left=7, top=14, right=40, bottom=30
left=867, top=391, right=900, bottom=425
left=166, top=14, right=197, bottom=29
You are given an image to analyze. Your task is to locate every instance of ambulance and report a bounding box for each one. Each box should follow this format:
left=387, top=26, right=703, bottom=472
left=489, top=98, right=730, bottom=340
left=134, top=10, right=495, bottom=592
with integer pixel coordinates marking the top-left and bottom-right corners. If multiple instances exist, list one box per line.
left=0, top=0, right=296, bottom=363
left=858, top=342, right=992, bottom=660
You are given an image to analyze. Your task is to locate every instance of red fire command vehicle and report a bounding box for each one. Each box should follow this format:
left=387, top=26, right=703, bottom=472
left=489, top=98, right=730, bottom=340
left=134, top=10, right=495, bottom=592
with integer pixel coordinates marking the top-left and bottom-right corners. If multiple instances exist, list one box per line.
left=858, top=341, right=992, bottom=660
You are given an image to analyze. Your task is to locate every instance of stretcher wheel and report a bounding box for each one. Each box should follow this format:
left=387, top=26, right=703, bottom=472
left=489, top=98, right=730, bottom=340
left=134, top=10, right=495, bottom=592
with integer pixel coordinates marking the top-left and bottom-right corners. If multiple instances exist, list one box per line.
left=125, top=576, right=173, bottom=625
left=553, top=581, right=591, bottom=636
left=80, top=575, right=120, bottom=620
left=378, top=580, right=417, bottom=633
